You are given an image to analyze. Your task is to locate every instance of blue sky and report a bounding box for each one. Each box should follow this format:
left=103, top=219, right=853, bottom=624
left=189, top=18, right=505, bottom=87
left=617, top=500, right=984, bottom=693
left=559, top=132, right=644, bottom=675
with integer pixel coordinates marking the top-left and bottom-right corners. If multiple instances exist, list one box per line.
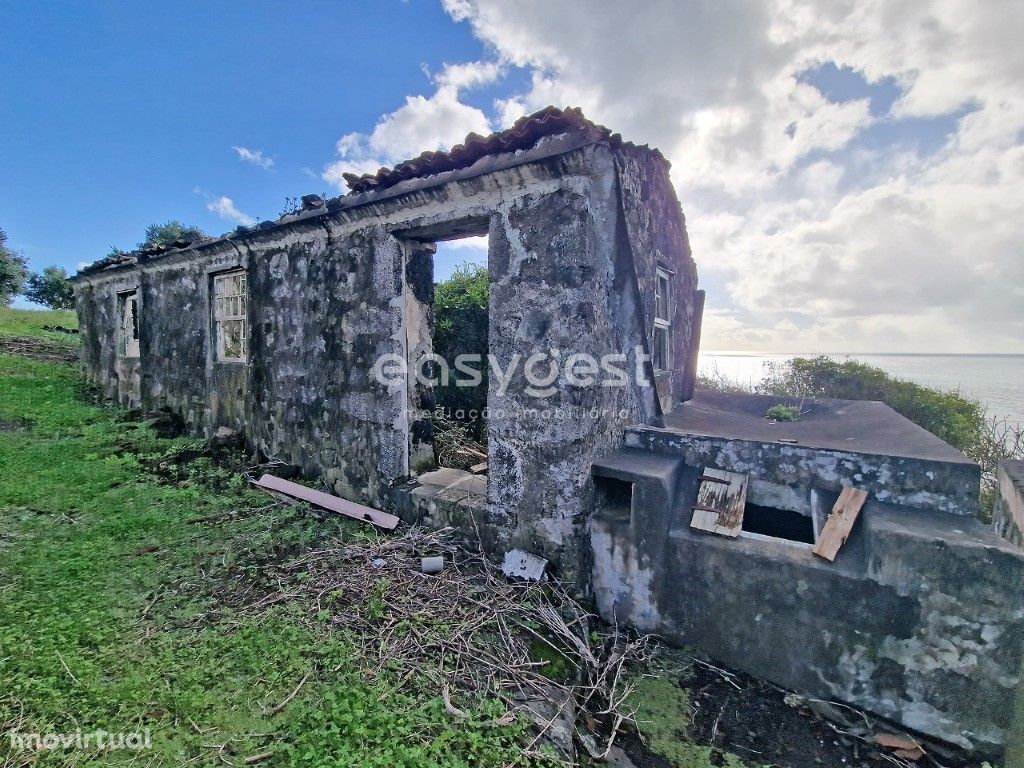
left=0, top=1, right=491, bottom=282
left=3, top=1, right=1021, bottom=352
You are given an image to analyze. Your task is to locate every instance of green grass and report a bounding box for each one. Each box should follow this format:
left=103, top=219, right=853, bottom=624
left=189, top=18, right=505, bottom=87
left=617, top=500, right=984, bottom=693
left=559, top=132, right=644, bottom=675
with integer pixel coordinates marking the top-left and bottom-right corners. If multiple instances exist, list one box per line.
left=0, top=349, right=540, bottom=767
left=0, top=306, right=78, bottom=341
left=627, top=676, right=752, bottom=768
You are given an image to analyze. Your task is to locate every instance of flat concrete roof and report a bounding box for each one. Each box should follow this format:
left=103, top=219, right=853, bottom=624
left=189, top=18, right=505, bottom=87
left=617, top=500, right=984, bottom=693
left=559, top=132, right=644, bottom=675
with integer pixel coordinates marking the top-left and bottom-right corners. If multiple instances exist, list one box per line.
left=662, top=391, right=974, bottom=464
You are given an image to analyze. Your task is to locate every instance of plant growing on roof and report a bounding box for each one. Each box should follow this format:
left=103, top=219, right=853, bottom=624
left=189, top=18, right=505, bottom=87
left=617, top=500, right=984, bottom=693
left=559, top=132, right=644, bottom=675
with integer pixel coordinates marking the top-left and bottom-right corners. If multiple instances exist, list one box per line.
left=766, top=404, right=801, bottom=422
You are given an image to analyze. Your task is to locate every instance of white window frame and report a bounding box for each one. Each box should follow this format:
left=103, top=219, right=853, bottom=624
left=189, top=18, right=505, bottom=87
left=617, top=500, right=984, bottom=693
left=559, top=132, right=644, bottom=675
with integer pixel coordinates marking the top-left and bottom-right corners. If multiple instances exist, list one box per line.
left=653, top=268, right=672, bottom=371
left=213, top=270, right=248, bottom=363
left=118, top=290, right=140, bottom=358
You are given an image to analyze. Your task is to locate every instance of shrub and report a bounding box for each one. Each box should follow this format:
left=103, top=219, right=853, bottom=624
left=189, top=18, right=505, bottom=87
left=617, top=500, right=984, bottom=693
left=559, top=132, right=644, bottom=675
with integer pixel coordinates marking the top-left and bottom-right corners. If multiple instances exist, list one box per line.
left=433, top=263, right=489, bottom=440
left=766, top=404, right=800, bottom=422
left=700, top=355, right=1023, bottom=520
left=756, top=356, right=986, bottom=455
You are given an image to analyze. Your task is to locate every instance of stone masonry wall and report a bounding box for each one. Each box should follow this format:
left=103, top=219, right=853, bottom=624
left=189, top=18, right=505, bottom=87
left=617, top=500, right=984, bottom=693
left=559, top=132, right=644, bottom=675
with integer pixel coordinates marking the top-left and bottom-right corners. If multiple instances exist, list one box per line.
left=73, top=139, right=701, bottom=581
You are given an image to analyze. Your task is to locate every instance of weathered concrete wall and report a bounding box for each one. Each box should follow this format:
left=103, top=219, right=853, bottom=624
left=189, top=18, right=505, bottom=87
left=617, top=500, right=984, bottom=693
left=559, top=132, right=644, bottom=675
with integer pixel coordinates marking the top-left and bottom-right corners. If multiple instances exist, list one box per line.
left=612, top=144, right=701, bottom=412
left=142, top=243, right=250, bottom=433
left=245, top=222, right=408, bottom=509
left=74, top=271, right=142, bottom=408
left=74, top=245, right=251, bottom=435
left=625, top=426, right=981, bottom=517
left=485, top=147, right=659, bottom=580
left=995, top=460, right=1024, bottom=547
left=73, top=137, right=700, bottom=581
left=590, top=451, right=1024, bottom=756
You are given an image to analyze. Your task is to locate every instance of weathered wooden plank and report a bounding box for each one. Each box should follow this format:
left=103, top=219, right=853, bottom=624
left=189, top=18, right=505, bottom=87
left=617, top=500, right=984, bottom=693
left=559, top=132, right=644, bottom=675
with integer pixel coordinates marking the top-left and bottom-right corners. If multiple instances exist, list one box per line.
left=690, top=468, right=748, bottom=537
left=812, top=486, right=868, bottom=561
left=255, top=474, right=400, bottom=530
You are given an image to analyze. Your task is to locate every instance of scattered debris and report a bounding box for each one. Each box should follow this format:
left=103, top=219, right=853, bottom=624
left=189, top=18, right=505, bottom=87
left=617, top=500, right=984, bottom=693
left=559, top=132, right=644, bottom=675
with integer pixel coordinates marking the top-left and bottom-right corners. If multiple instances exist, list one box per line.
left=420, top=555, right=444, bottom=574
left=502, top=549, right=548, bottom=581
left=813, top=486, right=868, bottom=561
left=634, top=656, right=988, bottom=768
left=874, top=732, right=927, bottom=761
left=432, top=413, right=488, bottom=472
left=470, top=461, right=488, bottom=474
left=227, top=527, right=652, bottom=762
left=253, top=474, right=399, bottom=530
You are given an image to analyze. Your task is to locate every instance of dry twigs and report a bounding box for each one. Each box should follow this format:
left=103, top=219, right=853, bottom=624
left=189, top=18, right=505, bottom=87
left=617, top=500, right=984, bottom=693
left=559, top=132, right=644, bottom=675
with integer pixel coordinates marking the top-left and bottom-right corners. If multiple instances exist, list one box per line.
left=235, top=526, right=653, bottom=757
left=0, top=336, right=78, bottom=364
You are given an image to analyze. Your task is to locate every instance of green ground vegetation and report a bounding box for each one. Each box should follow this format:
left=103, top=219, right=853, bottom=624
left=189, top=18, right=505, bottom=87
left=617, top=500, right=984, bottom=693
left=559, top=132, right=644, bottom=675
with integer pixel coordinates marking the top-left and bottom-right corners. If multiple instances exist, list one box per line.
left=0, top=306, right=78, bottom=341
left=0, top=309, right=540, bottom=768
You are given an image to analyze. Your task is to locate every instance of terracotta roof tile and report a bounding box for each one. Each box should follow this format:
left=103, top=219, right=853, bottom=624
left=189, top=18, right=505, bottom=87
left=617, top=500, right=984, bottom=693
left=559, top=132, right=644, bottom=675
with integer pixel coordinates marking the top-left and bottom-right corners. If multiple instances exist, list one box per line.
left=341, top=105, right=612, bottom=194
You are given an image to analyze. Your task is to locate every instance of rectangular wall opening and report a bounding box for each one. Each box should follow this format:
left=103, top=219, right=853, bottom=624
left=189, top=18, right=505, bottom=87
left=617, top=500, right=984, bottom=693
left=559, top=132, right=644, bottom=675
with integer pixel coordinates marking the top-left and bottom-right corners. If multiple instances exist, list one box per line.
left=404, top=226, right=490, bottom=482
left=742, top=502, right=815, bottom=544
left=594, top=476, right=633, bottom=523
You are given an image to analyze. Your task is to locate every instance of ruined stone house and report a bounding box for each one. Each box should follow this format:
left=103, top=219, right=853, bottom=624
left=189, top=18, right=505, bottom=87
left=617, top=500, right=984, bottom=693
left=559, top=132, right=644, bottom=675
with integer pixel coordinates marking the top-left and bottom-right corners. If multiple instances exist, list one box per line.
left=72, top=107, right=1024, bottom=759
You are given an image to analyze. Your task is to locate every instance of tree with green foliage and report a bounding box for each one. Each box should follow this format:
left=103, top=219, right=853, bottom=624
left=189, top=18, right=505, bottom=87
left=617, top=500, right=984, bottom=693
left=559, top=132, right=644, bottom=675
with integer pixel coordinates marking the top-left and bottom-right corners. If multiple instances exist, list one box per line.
left=103, top=220, right=208, bottom=260
left=433, top=263, right=489, bottom=438
left=757, top=356, right=984, bottom=451
left=0, top=227, right=29, bottom=306
left=748, top=355, right=1023, bottom=518
left=140, top=220, right=206, bottom=248
left=24, top=265, right=75, bottom=310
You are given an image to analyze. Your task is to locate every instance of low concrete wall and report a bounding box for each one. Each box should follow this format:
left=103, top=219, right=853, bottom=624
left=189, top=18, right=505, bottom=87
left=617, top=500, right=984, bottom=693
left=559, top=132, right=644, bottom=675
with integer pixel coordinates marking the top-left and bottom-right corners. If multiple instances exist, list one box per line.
left=995, top=460, right=1024, bottom=547
left=591, top=452, right=1024, bottom=757
left=625, top=426, right=981, bottom=517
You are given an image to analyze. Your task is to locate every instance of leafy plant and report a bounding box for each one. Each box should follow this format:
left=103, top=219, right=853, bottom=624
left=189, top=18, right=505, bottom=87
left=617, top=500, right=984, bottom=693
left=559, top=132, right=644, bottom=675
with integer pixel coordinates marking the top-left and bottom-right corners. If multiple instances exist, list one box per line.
left=0, top=226, right=29, bottom=305
left=765, top=404, right=800, bottom=422
left=24, top=265, right=75, bottom=309
left=433, top=263, right=489, bottom=442
left=140, top=220, right=206, bottom=248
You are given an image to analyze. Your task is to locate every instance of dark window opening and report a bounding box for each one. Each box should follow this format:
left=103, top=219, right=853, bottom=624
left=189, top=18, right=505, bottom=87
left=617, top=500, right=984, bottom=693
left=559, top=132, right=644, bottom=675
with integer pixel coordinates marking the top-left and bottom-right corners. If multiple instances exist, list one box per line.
left=742, top=503, right=815, bottom=544
left=118, top=290, right=140, bottom=358
left=653, top=326, right=670, bottom=371
left=594, top=475, right=633, bottom=522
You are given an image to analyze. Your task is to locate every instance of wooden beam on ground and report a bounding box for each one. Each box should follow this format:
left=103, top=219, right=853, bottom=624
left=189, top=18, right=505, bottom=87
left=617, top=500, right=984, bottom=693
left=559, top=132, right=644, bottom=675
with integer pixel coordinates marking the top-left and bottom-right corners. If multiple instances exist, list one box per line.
left=470, top=461, right=488, bottom=474
left=813, top=486, right=868, bottom=561
left=690, top=468, right=748, bottom=538
left=254, top=474, right=400, bottom=530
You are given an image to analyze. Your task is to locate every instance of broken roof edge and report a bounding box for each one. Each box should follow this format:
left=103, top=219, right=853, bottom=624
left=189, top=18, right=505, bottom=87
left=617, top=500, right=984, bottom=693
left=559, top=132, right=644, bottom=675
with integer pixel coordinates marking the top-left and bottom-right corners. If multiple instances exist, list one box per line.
left=73, top=106, right=669, bottom=280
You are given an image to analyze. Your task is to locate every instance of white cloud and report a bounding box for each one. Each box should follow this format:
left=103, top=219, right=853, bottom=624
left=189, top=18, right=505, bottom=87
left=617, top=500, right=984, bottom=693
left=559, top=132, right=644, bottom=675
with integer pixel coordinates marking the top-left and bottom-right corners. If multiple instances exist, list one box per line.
left=443, top=234, right=489, bottom=251
left=433, top=0, right=1024, bottom=352
left=431, top=60, right=502, bottom=91
left=232, top=146, right=274, bottom=170
left=322, top=61, right=493, bottom=190
left=207, top=196, right=256, bottom=227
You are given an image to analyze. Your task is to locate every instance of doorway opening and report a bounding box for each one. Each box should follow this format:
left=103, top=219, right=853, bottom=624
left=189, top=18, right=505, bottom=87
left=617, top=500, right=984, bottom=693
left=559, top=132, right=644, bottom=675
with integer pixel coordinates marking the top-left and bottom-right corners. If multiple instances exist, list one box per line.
left=404, top=226, right=490, bottom=479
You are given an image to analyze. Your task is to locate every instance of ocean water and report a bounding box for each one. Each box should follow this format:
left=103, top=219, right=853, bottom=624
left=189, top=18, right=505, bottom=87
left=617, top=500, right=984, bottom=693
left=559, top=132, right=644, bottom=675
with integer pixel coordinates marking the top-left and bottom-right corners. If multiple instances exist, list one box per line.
left=698, top=352, right=1024, bottom=426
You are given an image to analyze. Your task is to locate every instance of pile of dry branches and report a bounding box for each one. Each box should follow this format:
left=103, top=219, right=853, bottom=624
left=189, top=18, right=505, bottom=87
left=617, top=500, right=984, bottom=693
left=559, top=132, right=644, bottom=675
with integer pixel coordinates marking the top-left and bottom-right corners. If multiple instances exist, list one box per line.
left=240, top=527, right=653, bottom=760
left=0, top=336, right=79, bottom=364
left=431, top=415, right=487, bottom=471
